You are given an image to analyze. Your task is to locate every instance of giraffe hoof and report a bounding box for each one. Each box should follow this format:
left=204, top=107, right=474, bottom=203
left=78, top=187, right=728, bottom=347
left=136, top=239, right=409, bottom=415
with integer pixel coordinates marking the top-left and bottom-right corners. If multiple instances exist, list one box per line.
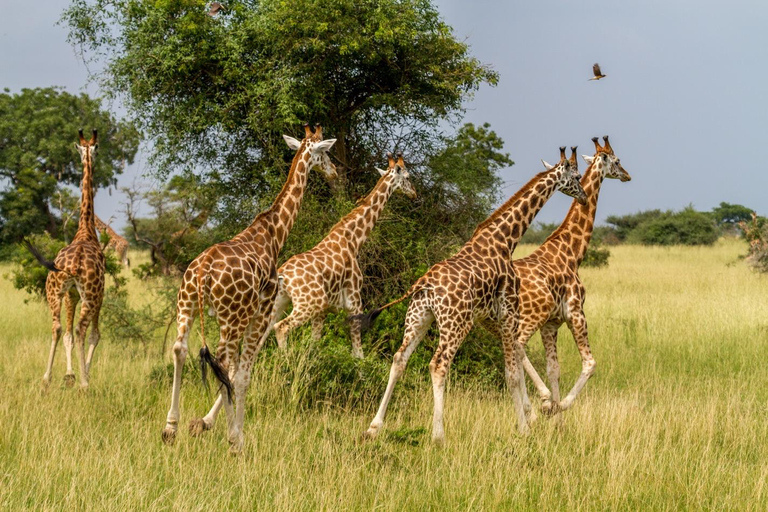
left=228, top=435, right=244, bottom=455
left=161, top=427, right=177, bottom=445
left=542, top=400, right=560, bottom=416
left=361, top=426, right=380, bottom=441
left=63, top=374, right=76, bottom=388
left=352, top=349, right=364, bottom=359
left=189, top=418, right=212, bottom=437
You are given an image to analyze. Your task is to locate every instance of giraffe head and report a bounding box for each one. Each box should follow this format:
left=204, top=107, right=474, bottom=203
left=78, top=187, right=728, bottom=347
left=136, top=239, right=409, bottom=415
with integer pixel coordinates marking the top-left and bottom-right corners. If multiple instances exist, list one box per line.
left=542, top=146, right=587, bottom=205
left=376, top=152, right=417, bottom=199
left=582, top=135, right=631, bottom=182
left=282, top=124, right=338, bottom=180
left=75, top=129, right=98, bottom=164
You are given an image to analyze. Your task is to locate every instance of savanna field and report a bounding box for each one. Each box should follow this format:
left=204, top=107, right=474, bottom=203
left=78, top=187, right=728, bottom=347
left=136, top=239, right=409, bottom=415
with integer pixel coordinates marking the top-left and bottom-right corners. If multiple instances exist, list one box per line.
left=1, top=238, right=767, bottom=510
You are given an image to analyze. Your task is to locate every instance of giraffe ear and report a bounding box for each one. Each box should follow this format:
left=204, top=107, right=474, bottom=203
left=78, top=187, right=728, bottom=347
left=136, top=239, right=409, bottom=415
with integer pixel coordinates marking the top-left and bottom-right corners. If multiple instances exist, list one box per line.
left=541, top=159, right=554, bottom=170
left=312, top=138, right=337, bottom=153
left=582, top=155, right=595, bottom=165
left=375, top=167, right=387, bottom=176
left=282, top=135, right=301, bottom=150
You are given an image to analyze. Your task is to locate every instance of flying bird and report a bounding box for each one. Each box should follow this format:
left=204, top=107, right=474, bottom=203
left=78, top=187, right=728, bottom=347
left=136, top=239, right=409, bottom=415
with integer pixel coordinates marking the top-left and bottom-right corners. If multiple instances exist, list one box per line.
left=208, top=2, right=224, bottom=16
left=589, top=63, right=606, bottom=81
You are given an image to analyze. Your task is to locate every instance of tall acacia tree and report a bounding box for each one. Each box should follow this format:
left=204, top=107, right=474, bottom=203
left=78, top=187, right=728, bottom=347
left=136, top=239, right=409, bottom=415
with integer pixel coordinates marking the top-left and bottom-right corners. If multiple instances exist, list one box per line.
left=0, top=87, right=139, bottom=243
left=63, top=0, right=498, bottom=198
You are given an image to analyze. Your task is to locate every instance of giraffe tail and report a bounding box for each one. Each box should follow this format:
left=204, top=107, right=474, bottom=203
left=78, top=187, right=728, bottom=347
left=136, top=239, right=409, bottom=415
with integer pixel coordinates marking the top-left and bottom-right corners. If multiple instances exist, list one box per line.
left=22, top=239, right=61, bottom=272
left=351, top=282, right=429, bottom=333
left=196, top=256, right=233, bottom=402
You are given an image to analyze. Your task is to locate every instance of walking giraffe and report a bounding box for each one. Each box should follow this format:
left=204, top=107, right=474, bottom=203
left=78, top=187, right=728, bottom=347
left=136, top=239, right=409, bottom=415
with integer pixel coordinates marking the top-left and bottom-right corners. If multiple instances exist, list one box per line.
left=270, top=152, right=417, bottom=358
left=94, top=215, right=130, bottom=266
left=514, top=136, right=631, bottom=414
left=161, top=125, right=337, bottom=452
left=25, top=130, right=106, bottom=390
left=358, top=147, right=586, bottom=442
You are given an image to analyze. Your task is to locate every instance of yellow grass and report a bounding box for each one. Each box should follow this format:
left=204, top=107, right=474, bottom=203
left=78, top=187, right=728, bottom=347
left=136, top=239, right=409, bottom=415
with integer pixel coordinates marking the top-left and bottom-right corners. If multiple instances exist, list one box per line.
left=1, top=239, right=767, bottom=510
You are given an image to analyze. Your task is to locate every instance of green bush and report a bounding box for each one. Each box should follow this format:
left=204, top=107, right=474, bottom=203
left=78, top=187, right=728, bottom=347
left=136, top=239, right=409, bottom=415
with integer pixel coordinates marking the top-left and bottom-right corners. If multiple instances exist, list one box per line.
left=583, top=244, right=611, bottom=268
left=6, top=234, right=65, bottom=299
left=626, top=207, right=718, bottom=246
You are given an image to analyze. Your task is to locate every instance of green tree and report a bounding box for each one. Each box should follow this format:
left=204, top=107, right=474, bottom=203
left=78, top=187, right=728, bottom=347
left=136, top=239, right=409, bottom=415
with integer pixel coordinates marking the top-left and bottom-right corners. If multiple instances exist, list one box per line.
left=0, top=87, right=140, bottom=244
left=711, top=202, right=754, bottom=226
left=124, top=174, right=219, bottom=276
left=605, top=209, right=664, bottom=242
left=63, top=0, right=497, bottom=204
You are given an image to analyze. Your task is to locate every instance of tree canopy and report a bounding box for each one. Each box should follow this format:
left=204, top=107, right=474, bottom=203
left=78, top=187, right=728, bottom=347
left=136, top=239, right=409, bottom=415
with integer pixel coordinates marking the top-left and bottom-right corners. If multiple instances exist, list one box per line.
left=63, top=0, right=498, bottom=195
left=0, top=87, right=139, bottom=243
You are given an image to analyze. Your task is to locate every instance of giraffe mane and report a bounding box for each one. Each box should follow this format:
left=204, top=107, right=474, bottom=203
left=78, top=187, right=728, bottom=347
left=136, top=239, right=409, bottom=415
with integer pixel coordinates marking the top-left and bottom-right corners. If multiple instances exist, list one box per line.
left=470, top=168, right=553, bottom=238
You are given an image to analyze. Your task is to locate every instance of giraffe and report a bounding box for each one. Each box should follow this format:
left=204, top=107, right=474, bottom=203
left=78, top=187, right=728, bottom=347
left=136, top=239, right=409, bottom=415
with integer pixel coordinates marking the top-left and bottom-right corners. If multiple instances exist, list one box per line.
left=26, top=130, right=106, bottom=390
left=94, top=214, right=130, bottom=266
left=514, top=136, right=630, bottom=415
left=269, top=152, right=417, bottom=358
left=357, top=147, right=587, bottom=442
left=161, top=125, right=337, bottom=452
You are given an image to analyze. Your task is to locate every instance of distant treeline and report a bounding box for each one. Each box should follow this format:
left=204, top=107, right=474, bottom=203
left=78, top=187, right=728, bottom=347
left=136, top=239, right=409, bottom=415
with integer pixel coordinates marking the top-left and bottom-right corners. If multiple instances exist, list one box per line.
left=521, top=202, right=757, bottom=247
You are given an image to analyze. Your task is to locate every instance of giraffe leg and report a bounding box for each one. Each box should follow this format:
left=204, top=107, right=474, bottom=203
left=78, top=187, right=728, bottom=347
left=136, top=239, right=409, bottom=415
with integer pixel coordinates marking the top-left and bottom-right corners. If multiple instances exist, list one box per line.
left=540, top=323, right=562, bottom=415
left=559, top=309, right=595, bottom=411
left=429, top=317, right=473, bottom=444
left=270, top=288, right=291, bottom=349
left=228, top=300, right=274, bottom=454
left=42, top=284, right=65, bottom=390
left=190, top=393, right=224, bottom=436
left=62, top=289, right=79, bottom=387
left=311, top=314, right=325, bottom=341
left=363, top=298, right=434, bottom=440
left=74, top=300, right=95, bottom=391
left=274, top=302, right=316, bottom=349
left=162, top=306, right=194, bottom=444
left=515, top=321, right=552, bottom=411
left=84, top=303, right=102, bottom=379
left=500, top=320, right=530, bottom=435
left=189, top=338, right=245, bottom=437
left=344, top=286, right=364, bottom=358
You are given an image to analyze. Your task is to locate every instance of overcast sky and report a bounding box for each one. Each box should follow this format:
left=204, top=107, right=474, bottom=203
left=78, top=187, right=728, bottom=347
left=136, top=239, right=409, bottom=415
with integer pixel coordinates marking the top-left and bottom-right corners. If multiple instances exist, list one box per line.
left=2, top=0, right=767, bottom=227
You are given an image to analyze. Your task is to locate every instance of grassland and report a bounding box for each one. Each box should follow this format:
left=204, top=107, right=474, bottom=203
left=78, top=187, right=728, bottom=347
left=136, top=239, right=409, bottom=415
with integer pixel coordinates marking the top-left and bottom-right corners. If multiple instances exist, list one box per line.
left=1, top=238, right=767, bottom=510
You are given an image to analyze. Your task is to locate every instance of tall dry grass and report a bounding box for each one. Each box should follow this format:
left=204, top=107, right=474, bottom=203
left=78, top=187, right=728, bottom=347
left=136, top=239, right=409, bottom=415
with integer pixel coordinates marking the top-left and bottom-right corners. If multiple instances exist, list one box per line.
left=1, top=239, right=767, bottom=510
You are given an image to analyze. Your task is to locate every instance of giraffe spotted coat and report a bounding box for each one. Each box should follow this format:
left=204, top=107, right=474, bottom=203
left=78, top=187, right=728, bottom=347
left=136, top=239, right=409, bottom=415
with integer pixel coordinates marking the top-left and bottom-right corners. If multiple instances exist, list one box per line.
left=162, top=125, right=337, bottom=453
left=271, top=153, right=416, bottom=358
left=514, top=136, right=631, bottom=415
left=361, top=147, right=587, bottom=443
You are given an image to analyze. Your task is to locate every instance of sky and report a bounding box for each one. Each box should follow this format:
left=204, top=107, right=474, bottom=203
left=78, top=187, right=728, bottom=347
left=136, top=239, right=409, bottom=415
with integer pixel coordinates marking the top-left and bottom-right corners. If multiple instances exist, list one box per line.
left=2, top=0, right=767, bottom=227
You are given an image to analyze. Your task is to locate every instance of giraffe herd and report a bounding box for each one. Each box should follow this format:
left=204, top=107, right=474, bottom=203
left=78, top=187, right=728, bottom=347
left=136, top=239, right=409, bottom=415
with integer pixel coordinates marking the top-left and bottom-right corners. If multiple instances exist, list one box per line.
left=28, top=126, right=630, bottom=452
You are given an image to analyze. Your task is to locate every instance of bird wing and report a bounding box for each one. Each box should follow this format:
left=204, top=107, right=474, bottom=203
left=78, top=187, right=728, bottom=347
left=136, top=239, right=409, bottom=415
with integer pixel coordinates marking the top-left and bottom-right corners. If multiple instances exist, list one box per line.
left=593, top=63, right=602, bottom=77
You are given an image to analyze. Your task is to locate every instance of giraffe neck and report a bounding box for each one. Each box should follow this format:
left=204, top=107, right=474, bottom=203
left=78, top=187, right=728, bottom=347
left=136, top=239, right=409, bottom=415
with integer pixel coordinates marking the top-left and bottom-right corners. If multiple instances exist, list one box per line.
left=74, top=152, right=98, bottom=242
left=466, top=164, right=565, bottom=259
left=542, top=161, right=602, bottom=266
left=236, top=143, right=311, bottom=256
left=323, top=172, right=397, bottom=255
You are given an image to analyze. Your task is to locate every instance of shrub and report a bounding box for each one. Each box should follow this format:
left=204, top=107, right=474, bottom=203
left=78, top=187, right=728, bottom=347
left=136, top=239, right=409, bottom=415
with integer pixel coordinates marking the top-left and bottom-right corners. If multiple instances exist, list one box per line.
left=583, top=244, right=611, bottom=268
left=626, top=207, right=718, bottom=246
left=6, top=233, right=65, bottom=299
